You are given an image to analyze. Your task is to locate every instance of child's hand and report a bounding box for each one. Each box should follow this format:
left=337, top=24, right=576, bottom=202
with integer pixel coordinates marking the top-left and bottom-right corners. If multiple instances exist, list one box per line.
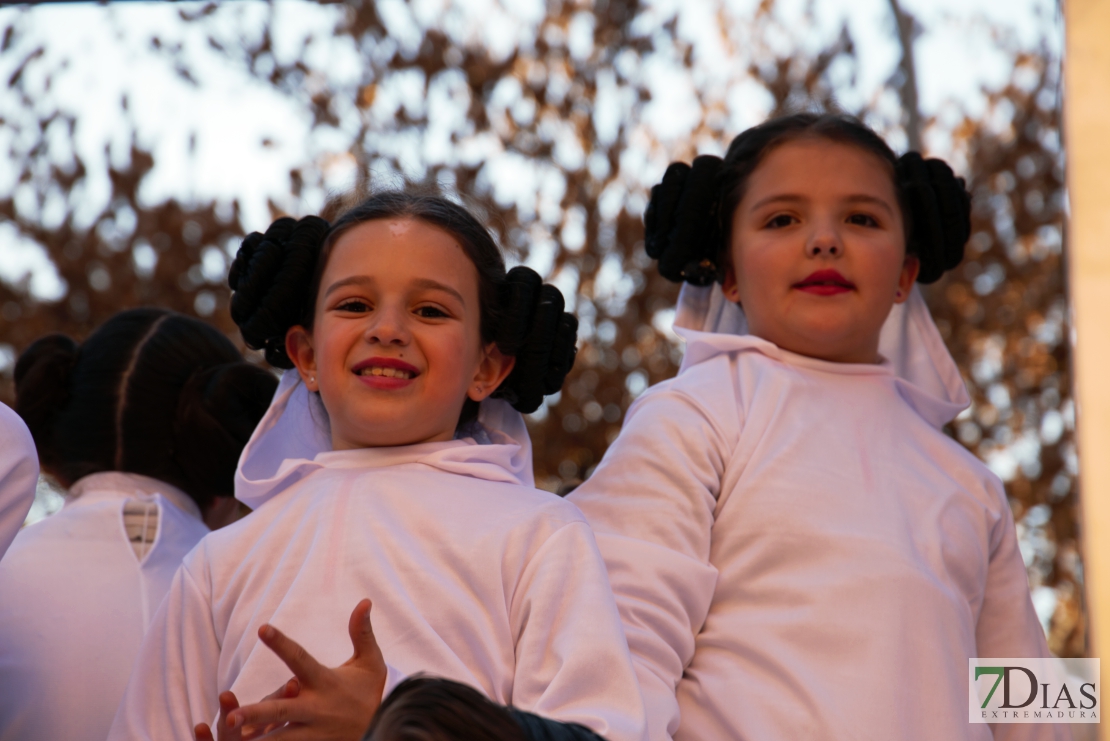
left=194, top=681, right=300, bottom=741
left=222, top=599, right=387, bottom=740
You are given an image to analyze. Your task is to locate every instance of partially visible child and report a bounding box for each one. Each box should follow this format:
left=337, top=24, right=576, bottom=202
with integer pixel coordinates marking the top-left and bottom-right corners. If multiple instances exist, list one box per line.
left=0, top=402, right=36, bottom=562
left=364, top=677, right=527, bottom=741
left=108, top=191, right=647, bottom=741
left=569, top=113, right=1065, bottom=741
left=0, top=308, right=276, bottom=741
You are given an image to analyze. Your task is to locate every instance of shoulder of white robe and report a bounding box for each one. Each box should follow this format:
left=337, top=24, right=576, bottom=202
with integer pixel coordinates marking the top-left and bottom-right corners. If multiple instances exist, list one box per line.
left=236, top=371, right=538, bottom=507
left=674, top=282, right=970, bottom=419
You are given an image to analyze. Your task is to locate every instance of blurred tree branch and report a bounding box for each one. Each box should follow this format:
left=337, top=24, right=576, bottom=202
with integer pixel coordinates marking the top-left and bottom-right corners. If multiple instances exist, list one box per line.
left=888, top=0, right=922, bottom=150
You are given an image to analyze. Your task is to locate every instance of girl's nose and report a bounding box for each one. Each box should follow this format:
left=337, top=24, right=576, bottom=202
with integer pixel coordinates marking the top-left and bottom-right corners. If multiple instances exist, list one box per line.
left=364, top=307, right=410, bottom=346
left=806, top=226, right=842, bottom=257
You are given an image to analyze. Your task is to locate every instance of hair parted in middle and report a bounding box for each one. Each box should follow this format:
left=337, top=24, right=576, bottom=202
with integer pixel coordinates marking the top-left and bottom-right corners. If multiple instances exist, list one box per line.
left=13, top=307, right=278, bottom=511
left=643, top=112, right=972, bottom=286
left=228, top=188, right=578, bottom=415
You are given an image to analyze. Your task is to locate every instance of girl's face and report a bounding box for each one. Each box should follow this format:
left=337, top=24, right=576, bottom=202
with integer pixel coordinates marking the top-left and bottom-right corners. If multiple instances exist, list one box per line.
left=722, top=139, right=919, bottom=364
left=286, top=218, right=514, bottom=450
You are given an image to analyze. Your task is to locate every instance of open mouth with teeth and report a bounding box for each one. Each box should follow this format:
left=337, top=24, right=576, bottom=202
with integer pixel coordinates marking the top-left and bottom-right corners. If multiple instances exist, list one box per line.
left=352, top=358, right=420, bottom=387
left=357, top=366, right=415, bottom=379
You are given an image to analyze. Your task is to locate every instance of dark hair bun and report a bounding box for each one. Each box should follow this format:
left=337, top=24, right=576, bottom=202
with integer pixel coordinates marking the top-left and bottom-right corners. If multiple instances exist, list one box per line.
left=173, top=362, right=279, bottom=500
left=13, top=333, right=79, bottom=470
left=229, top=215, right=330, bottom=368
left=494, top=267, right=578, bottom=414
left=644, top=155, right=723, bottom=285
left=897, top=152, right=971, bottom=284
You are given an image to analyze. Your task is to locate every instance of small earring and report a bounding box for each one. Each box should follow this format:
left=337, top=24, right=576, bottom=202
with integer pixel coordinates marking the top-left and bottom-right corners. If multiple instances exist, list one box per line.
left=310, top=376, right=316, bottom=383
left=895, top=290, right=902, bottom=299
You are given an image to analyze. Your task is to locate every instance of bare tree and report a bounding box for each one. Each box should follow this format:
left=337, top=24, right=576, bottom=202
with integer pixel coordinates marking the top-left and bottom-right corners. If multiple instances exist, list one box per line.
left=888, top=0, right=922, bottom=150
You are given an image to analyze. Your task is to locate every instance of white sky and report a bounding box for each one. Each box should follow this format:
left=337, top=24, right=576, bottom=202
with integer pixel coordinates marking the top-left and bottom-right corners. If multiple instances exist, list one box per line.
left=0, top=0, right=1062, bottom=301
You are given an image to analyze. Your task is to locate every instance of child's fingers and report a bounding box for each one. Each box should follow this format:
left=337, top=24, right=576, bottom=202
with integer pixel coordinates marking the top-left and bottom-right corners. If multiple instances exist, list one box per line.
left=194, top=723, right=215, bottom=741
left=257, top=624, right=327, bottom=685
left=259, top=677, right=302, bottom=703
left=218, top=690, right=241, bottom=714
left=347, top=598, right=384, bottom=670
left=216, top=691, right=244, bottom=741
left=226, top=697, right=311, bottom=731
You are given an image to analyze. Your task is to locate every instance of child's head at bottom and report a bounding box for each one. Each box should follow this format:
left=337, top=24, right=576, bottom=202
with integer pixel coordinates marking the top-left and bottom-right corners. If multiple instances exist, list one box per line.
left=646, top=112, right=972, bottom=364
left=362, top=677, right=525, bottom=741
left=229, top=190, right=577, bottom=450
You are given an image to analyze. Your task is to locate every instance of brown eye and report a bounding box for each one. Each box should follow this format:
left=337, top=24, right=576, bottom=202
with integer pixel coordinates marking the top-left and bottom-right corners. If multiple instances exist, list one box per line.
left=765, top=214, right=796, bottom=229
left=847, top=213, right=879, bottom=227
left=415, top=306, right=448, bottom=319
left=336, top=300, right=371, bottom=313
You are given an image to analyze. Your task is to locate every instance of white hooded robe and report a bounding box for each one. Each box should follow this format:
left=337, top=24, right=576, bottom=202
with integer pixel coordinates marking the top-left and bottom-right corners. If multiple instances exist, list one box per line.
left=570, top=286, right=1065, bottom=741
left=107, top=378, right=647, bottom=741
left=0, top=472, right=209, bottom=741
left=0, top=401, right=37, bottom=561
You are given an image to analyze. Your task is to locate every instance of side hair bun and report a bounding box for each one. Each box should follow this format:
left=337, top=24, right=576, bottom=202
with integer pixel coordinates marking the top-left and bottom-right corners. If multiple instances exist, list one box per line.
left=644, top=155, right=723, bottom=285
left=172, top=362, right=279, bottom=507
left=13, top=333, right=79, bottom=471
left=896, top=152, right=971, bottom=284
left=493, top=267, right=579, bottom=414
left=229, top=215, right=330, bottom=368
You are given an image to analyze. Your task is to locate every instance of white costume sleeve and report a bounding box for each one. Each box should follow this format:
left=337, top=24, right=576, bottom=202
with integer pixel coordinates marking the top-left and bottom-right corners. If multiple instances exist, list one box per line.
left=107, top=561, right=221, bottom=741
left=510, top=520, right=648, bottom=741
left=570, top=376, right=737, bottom=741
left=976, top=479, right=1072, bottom=741
left=0, top=402, right=38, bottom=561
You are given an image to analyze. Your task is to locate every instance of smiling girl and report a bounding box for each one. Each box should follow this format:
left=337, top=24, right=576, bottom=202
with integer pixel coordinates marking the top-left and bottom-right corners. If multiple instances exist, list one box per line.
left=107, top=191, right=646, bottom=741
left=569, top=114, right=1064, bottom=741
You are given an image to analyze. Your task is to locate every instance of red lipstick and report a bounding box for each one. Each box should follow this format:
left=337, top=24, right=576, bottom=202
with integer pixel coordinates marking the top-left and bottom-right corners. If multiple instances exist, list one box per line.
left=793, top=269, right=855, bottom=296
left=351, top=357, right=420, bottom=390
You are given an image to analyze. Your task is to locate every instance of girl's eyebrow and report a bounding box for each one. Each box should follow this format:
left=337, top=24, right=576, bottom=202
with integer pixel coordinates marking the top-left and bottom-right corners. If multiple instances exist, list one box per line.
left=748, top=193, right=806, bottom=211
left=748, top=192, right=895, bottom=216
left=324, top=275, right=374, bottom=298
left=324, top=275, right=465, bottom=305
left=843, top=194, right=896, bottom=216
left=410, top=278, right=465, bottom=305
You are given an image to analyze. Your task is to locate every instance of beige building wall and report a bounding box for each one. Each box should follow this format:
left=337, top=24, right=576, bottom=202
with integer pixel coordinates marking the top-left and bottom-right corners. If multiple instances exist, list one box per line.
left=1067, top=2, right=1110, bottom=736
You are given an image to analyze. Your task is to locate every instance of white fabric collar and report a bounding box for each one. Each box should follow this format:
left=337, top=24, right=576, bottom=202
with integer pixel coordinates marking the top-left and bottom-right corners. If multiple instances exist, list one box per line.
left=235, top=372, right=536, bottom=510
left=67, top=471, right=203, bottom=521
left=673, top=283, right=970, bottom=428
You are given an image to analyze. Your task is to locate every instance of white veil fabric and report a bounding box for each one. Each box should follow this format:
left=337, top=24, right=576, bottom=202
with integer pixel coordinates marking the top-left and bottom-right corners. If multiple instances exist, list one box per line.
left=672, top=282, right=970, bottom=425
left=235, top=371, right=536, bottom=509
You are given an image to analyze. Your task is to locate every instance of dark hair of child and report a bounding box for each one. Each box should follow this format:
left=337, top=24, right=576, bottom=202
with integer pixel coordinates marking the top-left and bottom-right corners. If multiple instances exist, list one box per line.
left=643, top=112, right=972, bottom=286
left=362, top=677, right=605, bottom=741
left=228, top=188, right=579, bottom=418
left=362, top=677, right=526, bottom=741
left=13, top=308, right=278, bottom=513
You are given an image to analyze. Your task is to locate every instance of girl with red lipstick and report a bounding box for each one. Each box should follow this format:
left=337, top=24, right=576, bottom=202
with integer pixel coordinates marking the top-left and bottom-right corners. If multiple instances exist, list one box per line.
left=108, top=192, right=647, bottom=741
left=570, top=114, right=1064, bottom=741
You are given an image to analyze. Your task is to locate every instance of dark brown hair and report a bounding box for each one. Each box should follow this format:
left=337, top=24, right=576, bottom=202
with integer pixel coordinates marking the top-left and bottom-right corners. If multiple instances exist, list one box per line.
left=14, top=308, right=277, bottom=511
left=363, top=677, right=525, bottom=741
left=643, top=112, right=970, bottom=285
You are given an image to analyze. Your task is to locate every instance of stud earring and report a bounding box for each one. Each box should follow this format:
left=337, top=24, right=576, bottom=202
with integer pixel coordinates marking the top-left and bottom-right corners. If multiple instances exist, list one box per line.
left=895, top=290, right=902, bottom=299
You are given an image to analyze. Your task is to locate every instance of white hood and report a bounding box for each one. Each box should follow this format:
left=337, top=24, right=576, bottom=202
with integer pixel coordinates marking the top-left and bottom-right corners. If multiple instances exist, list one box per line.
left=236, top=372, right=535, bottom=509
left=673, top=283, right=970, bottom=428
